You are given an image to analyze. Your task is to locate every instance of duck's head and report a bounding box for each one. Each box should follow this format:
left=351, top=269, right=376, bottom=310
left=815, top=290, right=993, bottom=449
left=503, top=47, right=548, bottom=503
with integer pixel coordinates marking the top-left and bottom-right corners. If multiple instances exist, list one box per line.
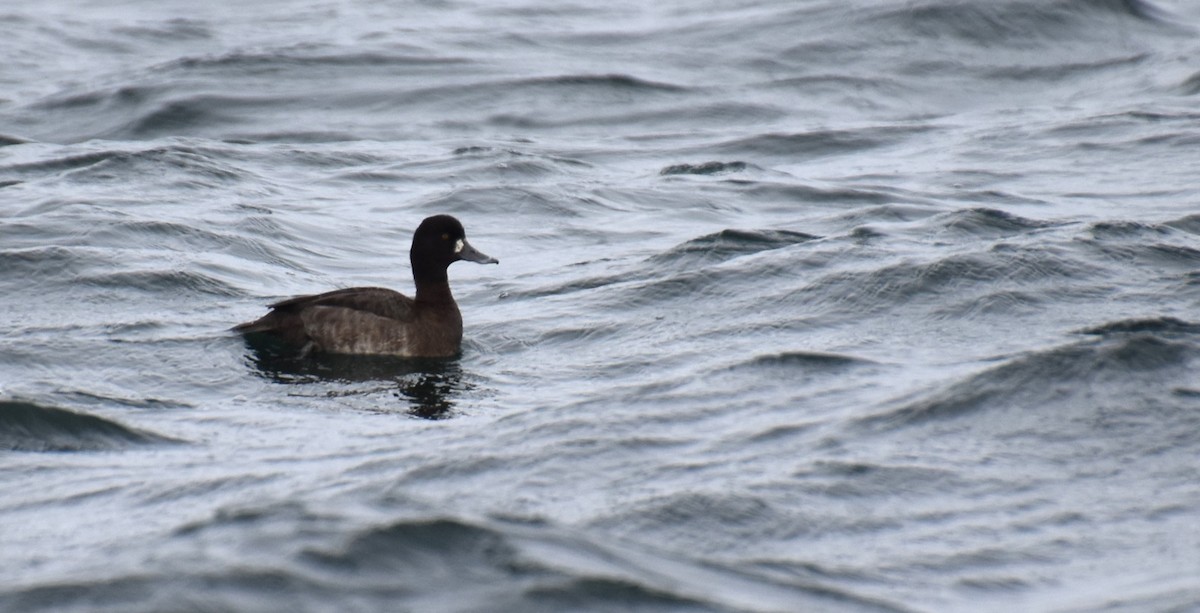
left=411, top=214, right=498, bottom=273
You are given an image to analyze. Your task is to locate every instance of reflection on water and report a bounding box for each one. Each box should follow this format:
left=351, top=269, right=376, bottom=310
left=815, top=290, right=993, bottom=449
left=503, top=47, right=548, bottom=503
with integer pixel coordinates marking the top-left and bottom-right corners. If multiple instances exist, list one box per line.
left=241, top=337, right=468, bottom=419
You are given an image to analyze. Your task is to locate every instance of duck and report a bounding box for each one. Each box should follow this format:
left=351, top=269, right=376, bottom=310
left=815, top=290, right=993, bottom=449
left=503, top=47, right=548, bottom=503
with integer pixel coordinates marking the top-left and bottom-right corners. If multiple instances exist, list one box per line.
left=234, top=214, right=497, bottom=358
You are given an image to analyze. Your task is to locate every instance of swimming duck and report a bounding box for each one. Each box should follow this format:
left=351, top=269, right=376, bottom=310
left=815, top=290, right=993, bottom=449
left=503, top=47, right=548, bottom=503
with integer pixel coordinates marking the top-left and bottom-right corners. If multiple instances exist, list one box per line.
left=234, top=214, right=497, bottom=357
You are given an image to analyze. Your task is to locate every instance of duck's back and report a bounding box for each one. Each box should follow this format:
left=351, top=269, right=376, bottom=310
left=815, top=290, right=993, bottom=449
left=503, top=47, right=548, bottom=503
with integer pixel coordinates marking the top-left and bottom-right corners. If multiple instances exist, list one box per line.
left=235, top=287, right=462, bottom=357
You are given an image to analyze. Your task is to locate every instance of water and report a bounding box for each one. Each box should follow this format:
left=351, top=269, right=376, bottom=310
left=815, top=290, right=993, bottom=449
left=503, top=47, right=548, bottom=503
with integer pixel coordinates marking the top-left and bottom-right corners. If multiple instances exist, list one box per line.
left=2, top=0, right=1199, bottom=611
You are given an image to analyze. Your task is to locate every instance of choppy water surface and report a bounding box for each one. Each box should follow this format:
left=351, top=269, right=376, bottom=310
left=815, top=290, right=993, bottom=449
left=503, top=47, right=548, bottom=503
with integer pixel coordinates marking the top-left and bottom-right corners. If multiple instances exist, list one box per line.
left=2, top=1, right=1199, bottom=611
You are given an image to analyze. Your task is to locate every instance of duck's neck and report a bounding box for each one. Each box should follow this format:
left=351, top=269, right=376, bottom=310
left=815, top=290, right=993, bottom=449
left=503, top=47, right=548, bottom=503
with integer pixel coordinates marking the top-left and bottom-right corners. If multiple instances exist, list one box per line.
left=413, top=264, right=454, bottom=304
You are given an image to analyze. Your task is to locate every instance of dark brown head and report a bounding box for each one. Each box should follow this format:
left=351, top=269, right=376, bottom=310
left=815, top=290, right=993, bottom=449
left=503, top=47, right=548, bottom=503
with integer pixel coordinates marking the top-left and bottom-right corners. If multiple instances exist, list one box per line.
left=410, top=215, right=498, bottom=285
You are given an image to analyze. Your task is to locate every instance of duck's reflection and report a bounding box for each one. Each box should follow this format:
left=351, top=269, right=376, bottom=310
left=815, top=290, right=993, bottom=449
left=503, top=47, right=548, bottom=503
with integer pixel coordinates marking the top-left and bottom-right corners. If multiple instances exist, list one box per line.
left=242, top=338, right=468, bottom=419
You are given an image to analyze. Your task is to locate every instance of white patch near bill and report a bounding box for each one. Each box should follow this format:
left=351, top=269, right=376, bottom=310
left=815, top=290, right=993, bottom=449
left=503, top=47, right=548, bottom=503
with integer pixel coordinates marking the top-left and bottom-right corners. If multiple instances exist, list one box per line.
left=454, top=239, right=464, bottom=253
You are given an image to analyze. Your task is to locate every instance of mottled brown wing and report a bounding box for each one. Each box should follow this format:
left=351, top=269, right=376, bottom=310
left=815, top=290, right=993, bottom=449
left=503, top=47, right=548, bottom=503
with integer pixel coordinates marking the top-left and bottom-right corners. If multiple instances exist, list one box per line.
left=296, top=305, right=414, bottom=355
left=267, top=287, right=416, bottom=322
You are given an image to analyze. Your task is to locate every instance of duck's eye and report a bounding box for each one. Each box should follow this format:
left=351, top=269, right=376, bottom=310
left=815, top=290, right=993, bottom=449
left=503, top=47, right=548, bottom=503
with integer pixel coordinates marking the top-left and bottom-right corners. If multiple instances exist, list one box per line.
left=441, top=233, right=450, bottom=240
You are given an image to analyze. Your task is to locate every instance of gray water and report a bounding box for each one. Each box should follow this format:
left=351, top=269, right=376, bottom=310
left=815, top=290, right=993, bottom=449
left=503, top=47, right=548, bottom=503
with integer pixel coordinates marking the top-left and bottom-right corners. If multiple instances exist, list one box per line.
left=2, top=1, right=1199, bottom=611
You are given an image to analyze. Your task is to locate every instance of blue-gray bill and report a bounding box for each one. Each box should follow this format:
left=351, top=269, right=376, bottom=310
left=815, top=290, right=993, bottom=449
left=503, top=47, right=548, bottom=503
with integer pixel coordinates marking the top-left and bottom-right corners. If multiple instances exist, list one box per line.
left=458, top=239, right=498, bottom=265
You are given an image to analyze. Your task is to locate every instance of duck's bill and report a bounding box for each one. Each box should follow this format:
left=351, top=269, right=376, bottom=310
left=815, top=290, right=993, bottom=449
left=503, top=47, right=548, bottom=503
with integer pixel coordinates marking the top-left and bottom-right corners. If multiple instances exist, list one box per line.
left=457, top=239, right=499, bottom=264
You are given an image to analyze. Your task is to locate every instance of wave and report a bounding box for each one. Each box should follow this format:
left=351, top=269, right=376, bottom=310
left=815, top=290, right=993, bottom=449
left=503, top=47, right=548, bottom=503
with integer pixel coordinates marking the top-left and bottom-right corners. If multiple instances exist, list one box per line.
left=340, top=147, right=583, bottom=183
left=651, top=228, right=819, bottom=268
left=858, top=330, right=1199, bottom=429
left=1163, top=213, right=1200, bottom=235
left=28, top=68, right=696, bottom=140
left=0, top=495, right=913, bottom=611
left=712, top=125, right=931, bottom=158
left=1, top=243, right=251, bottom=299
left=166, top=508, right=909, bottom=613
left=733, top=351, right=875, bottom=370
left=589, top=492, right=791, bottom=545
left=791, top=460, right=965, bottom=500
left=983, top=53, right=1150, bottom=82
left=506, top=223, right=822, bottom=306
left=79, top=268, right=240, bottom=297
left=931, top=207, right=1056, bottom=238
left=111, top=18, right=211, bottom=43
left=799, top=245, right=1100, bottom=321
left=0, top=133, right=34, bottom=146
left=1086, top=211, right=1200, bottom=242
left=165, top=47, right=472, bottom=71
left=21, top=44, right=481, bottom=140
left=486, top=101, right=786, bottom=131
left=741, top=184, right=917, bottom=207
left=660, top=161, right=748, bottom=176
left=0, top=246, right=90, bottom=280
left=508, top=209, right=1100, bottom=326
left=1080, top=219, right=1200, bottom=269
left=760, top=0, right=1187, bottom=116
left=4, top=0, right=1188, bottom=145
left=865, top=0, right=1173, bottom=47
left=119, top=94, right=260, bottom=139
left=3, top=143, right=248, bottom=187
left=0, top=399, right=178, bottom=452
left=416, top=185, right=599, bottom=218
left=509, top=73, right=690, bottom=94
left=1078, top=316, right=1200, bottom=336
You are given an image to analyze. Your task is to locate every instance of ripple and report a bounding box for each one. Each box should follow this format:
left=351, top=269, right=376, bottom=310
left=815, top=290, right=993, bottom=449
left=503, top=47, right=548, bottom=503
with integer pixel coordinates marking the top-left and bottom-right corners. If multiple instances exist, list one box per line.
left=0, top=399, right=179, bottom=452
left=931, top=207, right=1055, bottom=238
left=652, top=228, right=819, bottom=268
left=713, top=125, right=931, bottom=158
left=1078, top=316, right=1200, bottom=336
left=858, top=333, right=1200, bottom=429
left=733, top=351, right=875, bottom=370
left=660, top=161, right=748, bottom=176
